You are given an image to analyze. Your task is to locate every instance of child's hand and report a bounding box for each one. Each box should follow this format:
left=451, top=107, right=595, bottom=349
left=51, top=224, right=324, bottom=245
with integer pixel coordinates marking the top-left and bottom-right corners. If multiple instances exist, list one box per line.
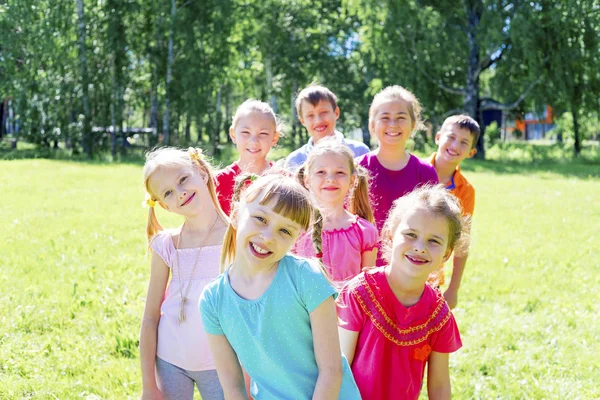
left=141, top=387, right=164, bottom=400
left=443, top=288, right=458, bottom=309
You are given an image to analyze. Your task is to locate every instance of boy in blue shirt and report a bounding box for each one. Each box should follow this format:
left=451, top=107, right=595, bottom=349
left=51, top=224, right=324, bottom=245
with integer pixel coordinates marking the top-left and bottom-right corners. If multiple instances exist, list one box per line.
left=286, top=84, right=369, bottom=170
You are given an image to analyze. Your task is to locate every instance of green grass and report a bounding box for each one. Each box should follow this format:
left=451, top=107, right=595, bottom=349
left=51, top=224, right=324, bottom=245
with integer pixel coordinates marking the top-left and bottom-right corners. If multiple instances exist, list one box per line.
left=1, top=151, right=599, bottom=398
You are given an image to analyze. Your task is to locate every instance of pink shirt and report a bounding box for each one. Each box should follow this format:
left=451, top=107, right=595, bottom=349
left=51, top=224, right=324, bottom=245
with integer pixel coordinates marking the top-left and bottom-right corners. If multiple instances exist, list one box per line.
left=356, top=152, right=439, bottom=233
left=150, top=230, right=221, bottom=371
left=292, top=216, right=378, bottom=289
left=336, top=267, right=462, bottom=400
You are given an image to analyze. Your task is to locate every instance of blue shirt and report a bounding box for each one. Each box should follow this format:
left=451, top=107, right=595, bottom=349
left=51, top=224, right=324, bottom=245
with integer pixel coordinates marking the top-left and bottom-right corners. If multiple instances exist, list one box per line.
left=285, top=131, right=370, bottom=171
left=200, top=255, right=361, bottom=400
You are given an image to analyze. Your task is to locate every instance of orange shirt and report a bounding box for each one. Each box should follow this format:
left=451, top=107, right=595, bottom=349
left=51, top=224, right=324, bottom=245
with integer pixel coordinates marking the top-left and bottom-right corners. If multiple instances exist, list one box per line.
left=428, top=152, right=475, bottom=216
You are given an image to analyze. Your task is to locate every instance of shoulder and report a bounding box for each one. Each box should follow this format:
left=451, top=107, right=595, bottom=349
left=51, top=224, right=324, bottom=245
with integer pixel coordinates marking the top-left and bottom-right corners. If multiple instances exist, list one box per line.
left=410, top=154, right=439, bottom=181
left=343, top=137, right=370, bottom=154
left=149, top=229, right=175, bottom=253
left=215, top=163, right=240, bottom=181
left=200, top=273, right=227, bottom=304
left=355, top=151, right=375, bottom=166
left=285, top=145, right=309, bottom=169
left=354, top=217, right=378, bottom=242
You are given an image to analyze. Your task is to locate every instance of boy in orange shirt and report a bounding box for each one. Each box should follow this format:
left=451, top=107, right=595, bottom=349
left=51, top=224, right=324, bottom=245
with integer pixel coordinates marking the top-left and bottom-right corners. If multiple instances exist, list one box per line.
left=428, top=114, right=480, bottom=309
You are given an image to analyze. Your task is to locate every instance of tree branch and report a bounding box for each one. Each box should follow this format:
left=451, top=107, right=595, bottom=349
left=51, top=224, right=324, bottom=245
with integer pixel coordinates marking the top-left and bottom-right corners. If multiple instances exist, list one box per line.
left=478, top=42, right=510, bottom=74
left=479, top=76, right=543, bottom=111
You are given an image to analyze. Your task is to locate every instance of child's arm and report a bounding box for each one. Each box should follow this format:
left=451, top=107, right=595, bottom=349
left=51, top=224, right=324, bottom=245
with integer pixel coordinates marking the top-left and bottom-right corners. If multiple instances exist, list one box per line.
left=139, top=252, right=170, bottom=400
left=427, top=351, right=451, bottom=400
left=206, top=333, right=248, bottom=400
left=310, top=296, right=343, bottom=400
left=361, top=249, right=377, bottom=270
left=444, top=252, right=468, bottom=309
left=337, top=328, right=359, bottom=366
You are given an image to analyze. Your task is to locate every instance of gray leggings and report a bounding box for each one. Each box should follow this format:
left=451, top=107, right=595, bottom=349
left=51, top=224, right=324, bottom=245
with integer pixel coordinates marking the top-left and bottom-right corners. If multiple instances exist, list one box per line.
left=156, top=357, right=224, bottom=400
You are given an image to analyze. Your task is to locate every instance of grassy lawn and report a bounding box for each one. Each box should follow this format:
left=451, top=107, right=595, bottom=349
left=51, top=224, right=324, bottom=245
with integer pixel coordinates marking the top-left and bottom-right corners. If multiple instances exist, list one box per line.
left=0, top=152, right=598, bottom=399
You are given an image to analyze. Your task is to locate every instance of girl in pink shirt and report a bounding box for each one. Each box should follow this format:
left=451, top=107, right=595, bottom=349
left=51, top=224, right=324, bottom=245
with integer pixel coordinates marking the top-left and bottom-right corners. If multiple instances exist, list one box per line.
left=294, top=139, right=378, bottom=289
left=140, top=147, right=228, bottom=400
left=337, top=185, right=465, bottom=400
left=356, top=85, right=439, bottom=266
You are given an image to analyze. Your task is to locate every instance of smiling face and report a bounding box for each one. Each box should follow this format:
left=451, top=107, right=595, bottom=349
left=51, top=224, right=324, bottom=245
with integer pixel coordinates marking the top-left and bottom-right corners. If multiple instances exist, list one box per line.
left=230, top=110, right=279, bottom=164
left=299, top=100, right=340, bottom=143
left=147, top=165, right=211, bottom=217
left=435, top=123, right=477, bottom=166
left=389, top=207, right=452, bottom=282
left=304, top=152, right=353, bottom=208
left=369, top=99, right=415, bottom=150
left=234, top=195, right=303, bottom=268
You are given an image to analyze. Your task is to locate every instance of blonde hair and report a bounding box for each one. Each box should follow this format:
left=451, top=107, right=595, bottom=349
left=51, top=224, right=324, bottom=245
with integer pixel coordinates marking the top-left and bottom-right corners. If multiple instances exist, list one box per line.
left=380, top=185, right=470, bottom=285
left=231, top=99, right=285, bottom=136
left=142, top=147, right=228, bottom=241
left=369, top=85, right=424, bottom=132
left=221, top=172, right=324, bottom=273
left=296, top=139, right=374, bottom=223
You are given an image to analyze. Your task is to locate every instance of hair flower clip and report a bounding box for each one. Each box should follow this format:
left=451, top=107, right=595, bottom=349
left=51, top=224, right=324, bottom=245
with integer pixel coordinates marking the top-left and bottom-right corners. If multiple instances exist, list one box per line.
left=188, top=147, right=204, bottom=162
left=248, top=174, right=259, bottom=182
left=142, top=197, right=156, bottom=208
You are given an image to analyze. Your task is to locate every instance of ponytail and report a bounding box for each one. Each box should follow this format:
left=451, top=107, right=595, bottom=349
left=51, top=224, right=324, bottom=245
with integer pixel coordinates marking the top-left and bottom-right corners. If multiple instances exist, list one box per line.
left=219, top=172, right=259, bottom=271
left=296, top=165, right=308, bottom=189
left=146, top=206, right=164, bottom=242
left=347, top=165, right=374, bottom=224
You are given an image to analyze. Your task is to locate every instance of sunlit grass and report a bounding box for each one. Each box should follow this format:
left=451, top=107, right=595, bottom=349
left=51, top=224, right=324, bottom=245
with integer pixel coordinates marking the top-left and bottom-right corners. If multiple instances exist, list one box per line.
left=0, top=157, right=598, bottom=398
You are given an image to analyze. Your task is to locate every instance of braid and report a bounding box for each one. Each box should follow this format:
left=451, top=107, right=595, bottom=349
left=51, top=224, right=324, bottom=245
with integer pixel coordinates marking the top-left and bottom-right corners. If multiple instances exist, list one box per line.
left=311, top=207, right=323, bottom=257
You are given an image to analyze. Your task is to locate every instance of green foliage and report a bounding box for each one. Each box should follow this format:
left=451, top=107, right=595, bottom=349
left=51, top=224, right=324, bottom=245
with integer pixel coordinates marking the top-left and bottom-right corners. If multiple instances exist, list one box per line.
left=1, top=158, right=599, bottom=398
left=484, top=121, right=501, bottom=146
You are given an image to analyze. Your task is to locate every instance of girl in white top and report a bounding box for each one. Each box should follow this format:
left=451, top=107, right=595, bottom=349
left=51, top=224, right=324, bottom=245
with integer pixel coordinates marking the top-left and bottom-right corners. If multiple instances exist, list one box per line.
left=140, top=147, right=228, bottom=400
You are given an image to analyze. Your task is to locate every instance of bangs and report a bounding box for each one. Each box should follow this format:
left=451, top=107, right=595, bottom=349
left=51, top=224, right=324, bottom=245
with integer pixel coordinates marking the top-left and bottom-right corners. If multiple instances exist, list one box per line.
left=245, top=177, right=313, bottom=230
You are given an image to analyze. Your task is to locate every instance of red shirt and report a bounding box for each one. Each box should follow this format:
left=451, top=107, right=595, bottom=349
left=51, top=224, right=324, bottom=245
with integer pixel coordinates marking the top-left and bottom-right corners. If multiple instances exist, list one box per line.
left=337, top=267, right=462, bottom=400
left=215, top=162, right=242, bottom=216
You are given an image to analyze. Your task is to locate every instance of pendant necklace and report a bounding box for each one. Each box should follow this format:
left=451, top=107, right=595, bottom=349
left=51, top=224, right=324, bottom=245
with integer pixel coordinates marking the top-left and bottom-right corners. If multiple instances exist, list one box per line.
left=174, top=215, right=219, bottom=325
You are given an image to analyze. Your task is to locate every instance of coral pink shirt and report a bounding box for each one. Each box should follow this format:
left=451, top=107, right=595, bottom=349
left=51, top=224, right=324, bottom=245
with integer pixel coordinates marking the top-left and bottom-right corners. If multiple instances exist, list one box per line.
left=336, top=267, right=462, bottom=400
left=150, top=230, right=221, bottom=371
left=292, top=216, right=378, bottom=289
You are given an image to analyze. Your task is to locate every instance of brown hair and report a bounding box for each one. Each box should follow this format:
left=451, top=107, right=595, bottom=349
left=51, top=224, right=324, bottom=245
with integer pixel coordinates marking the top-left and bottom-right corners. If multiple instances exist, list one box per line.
left=220, top=172, right=325, bottom=273
left=295, top=84, right=338, bottom=118
left=439, top=114, right=481, bottom=149
left=296, top=139, right=374, bottom=224
left=231, top=99, right=285, bottom=136
left=369, top=85, right=424, bottom=133
left=380, top=184, right=470, bottom=285
left=142, top=147, right=228, bottom=241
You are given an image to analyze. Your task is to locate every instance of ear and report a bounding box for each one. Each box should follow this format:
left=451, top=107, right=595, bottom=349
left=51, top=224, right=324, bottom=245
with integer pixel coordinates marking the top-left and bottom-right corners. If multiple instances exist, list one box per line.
left=334, top=106, right=340, bottom=120
left=229, top=127, right=237, bottom=144
left=368, top=118, right=375, bottom=135
left=467, top=148, right=477, bottom=158
left=298, top=115, right=306, bottom=127
left=434, top=131, right=442, bottom=145
left=272, top=131, right=280, bottom=146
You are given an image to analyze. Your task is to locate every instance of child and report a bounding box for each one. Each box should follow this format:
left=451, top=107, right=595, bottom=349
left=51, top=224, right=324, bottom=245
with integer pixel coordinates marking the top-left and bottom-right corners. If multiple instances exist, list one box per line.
left=294, top=139, right=378, bottom=289
left=139, top=147, right=228, bottom=400
left=286, top=84, right=369, bottom=170
left=200, top=173, right=361, bottom=399
left=356, top=85, right=439, bottom=265
left=337, top=185, right=465, bottom=400
left=215, top=99, right=281, bottom=216
left=427, top=114, right=480, bottom=309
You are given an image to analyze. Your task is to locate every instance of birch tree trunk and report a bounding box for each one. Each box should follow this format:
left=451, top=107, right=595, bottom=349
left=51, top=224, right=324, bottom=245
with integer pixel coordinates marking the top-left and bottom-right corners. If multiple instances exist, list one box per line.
left=76, top=0, right=92, bottom=157
left=163, top=0, right=175, bottom=145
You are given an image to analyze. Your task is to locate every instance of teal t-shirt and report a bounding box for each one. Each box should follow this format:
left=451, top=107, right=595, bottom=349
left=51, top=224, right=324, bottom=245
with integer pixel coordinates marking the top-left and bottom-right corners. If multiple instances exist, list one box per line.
left=200, top=255, right=361, bottom=399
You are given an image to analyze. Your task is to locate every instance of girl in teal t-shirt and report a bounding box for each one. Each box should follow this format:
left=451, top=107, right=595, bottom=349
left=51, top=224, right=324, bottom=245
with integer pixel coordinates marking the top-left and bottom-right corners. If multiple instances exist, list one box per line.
left=200, top=173, right=361, bottom=399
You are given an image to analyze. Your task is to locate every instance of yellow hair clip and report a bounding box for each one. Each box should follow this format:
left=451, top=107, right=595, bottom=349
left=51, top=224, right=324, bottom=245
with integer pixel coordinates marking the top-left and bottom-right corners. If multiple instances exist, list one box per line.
left=142, top=197, right=156, bottom=208
left=188, top=147, right=204, bottom=162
